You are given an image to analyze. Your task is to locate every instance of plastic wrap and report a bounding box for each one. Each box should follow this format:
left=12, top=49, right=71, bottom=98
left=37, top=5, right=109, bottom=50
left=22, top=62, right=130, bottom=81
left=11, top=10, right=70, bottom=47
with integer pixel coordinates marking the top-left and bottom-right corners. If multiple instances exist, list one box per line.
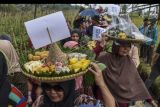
left=106, top=14, right=152, bottom=42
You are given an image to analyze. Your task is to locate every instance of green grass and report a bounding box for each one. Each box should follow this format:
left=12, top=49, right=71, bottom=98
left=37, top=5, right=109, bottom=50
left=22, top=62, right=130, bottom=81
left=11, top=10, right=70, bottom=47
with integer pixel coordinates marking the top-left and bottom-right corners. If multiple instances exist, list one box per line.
left=0, top=10, right=79, bottom=64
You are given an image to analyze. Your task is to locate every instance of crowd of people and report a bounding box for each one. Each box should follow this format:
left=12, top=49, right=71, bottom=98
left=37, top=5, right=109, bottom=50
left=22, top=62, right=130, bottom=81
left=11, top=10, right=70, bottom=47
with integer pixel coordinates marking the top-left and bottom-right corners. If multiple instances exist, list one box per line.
left=139, top=16, right=158, bottom=65
left=0, top=8, right=159, bottom=107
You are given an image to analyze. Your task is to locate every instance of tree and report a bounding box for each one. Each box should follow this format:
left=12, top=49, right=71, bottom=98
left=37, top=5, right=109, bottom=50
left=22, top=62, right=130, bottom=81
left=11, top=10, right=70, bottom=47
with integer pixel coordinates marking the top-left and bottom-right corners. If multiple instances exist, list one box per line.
left=0, top=4, right=18, bottom=12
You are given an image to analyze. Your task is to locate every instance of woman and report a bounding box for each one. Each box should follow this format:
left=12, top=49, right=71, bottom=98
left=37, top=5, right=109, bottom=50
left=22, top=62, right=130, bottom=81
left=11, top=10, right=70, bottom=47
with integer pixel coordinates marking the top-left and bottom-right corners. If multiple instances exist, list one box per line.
left=0, top=51, right=28, bottom=107
left=139, top=17, right=149, bottom=59
left=32, top=63, right=116, bottom=107
left=0, top=34, right=12, bottom=42
left=63, top=41, right=79, bottom=49
left=145, top=16, right=158, bottom=64
left=93, top=39, right=151, bottom=107
left=60, top=29, right=82, bottom=47
left=0, top=39, right=27, bottom=97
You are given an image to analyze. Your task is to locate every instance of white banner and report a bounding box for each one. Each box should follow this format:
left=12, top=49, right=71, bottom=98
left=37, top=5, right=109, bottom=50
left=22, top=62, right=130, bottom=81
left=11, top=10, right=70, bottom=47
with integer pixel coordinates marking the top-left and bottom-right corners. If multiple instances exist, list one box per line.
left=92, top=26, right=107, bottom=40
left=105, top=4, right=120, bottom=16
left=24, top=11, right=70, bottom=49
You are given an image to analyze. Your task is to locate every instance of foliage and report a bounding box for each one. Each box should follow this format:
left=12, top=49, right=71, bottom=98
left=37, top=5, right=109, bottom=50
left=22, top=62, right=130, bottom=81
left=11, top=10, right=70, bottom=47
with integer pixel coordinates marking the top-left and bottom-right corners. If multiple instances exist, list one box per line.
left=0, top=4, right=18, bottom=12
left=138, top=61, right=160, bottom=98
left=0, top=5, right=80, bottom=66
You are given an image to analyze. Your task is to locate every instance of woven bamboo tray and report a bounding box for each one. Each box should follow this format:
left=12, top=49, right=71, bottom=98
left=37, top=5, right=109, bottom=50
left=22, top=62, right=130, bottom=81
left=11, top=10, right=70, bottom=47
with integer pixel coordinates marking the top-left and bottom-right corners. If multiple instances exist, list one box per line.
left=22, top=67, right=88, bottom=83
left=103, top=32, right=145, bottom=43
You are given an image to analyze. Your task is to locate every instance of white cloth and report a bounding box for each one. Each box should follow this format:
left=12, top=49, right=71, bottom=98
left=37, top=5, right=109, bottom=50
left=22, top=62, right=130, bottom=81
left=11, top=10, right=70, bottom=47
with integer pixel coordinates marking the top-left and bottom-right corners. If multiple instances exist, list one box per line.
left=0, top=40, right=21, bottom=74
left=129, top=45, right=140, bottom=68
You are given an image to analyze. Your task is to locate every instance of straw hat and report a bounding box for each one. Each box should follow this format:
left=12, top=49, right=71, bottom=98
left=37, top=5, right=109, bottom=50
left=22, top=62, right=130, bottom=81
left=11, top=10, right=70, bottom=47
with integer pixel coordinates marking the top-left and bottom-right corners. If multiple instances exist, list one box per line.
left=103, top=30, right=145, bottom=43
left=22, top=69, right=88, bottom=83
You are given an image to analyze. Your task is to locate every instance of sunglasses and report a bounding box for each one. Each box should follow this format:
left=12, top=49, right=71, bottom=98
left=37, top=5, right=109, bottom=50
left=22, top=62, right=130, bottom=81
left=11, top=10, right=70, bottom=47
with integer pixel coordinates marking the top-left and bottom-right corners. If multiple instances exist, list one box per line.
left=44, top=85, right=63, bottom=92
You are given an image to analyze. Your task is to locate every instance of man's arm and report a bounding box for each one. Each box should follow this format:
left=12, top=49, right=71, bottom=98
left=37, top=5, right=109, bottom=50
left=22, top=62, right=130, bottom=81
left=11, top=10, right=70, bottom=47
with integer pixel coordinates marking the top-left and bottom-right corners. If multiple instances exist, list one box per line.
left=151, top=52, right=160, bottom=66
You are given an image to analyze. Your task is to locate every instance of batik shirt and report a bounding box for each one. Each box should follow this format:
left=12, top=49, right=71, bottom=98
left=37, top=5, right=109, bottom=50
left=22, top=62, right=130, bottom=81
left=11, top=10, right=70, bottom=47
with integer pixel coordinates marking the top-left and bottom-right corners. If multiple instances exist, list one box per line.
left=8, top=84, right=28, bottom=107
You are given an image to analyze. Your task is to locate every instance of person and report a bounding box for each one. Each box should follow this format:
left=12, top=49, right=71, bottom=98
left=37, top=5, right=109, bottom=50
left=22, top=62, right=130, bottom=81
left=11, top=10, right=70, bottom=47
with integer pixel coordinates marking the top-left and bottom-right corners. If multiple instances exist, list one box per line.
left=70, top=29, right=82, bottom=43
left=32, top=63, right=116, bottom=107
left=73, top=17, right=85, bottom=29
left=145, top=43, right=160, bottom=106
left=0, top=51, right=28, bottom=107
left=62, top=30, right=84, bottom=96
left=59, top=40, right=84, bottom=96
left=93, top=36, right=152, bottom=107
left=93, top=35, right=139, bottom=65
left=145, top=42, right=160, bottom=90
left=76, top=17, right=87, bottom=36
left=0, top=39, right=27, bottom=97
left=129, top=44, right=140, bottom=68
left=27, top=79, right=43, bottom=105
left=86, top=15, right=100, bottom=38
left=86, top=17, right=92, bottom=28
left=63, top=41, right=79, bottom=49
left=0, top=34, right=12, bottom=42
left=99, top=20, right=108, bottom=29
left=60, top=29, right=82, bottom=47
left=145, top=16, right=158, bottom=64
left=139, top=17, right=149, bottom=59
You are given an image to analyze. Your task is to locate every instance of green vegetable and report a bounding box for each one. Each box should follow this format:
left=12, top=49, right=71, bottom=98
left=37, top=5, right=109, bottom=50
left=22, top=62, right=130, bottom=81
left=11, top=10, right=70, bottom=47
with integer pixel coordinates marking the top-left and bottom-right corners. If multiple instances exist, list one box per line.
left=97, top=63, right=106, bottom=71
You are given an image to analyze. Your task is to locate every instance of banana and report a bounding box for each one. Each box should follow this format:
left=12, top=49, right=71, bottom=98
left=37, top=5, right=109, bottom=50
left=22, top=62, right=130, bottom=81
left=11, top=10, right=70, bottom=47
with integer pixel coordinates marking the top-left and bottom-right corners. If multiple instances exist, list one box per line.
left=69, top=58, right=78, bottom=65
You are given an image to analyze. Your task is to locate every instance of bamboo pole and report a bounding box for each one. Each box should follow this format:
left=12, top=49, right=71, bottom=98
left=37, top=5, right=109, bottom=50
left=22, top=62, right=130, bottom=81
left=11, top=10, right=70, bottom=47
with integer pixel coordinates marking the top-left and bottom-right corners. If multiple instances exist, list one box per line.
left=34, top=4, right=38, bottom=19
left=46, top=27, right=68, bottom=65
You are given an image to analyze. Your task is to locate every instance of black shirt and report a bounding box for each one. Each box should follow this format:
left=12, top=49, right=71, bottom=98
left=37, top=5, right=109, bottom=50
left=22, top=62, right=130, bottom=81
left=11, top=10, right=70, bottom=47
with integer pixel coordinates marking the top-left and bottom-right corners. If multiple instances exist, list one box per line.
left=155, top=43, right=160, bottom=66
